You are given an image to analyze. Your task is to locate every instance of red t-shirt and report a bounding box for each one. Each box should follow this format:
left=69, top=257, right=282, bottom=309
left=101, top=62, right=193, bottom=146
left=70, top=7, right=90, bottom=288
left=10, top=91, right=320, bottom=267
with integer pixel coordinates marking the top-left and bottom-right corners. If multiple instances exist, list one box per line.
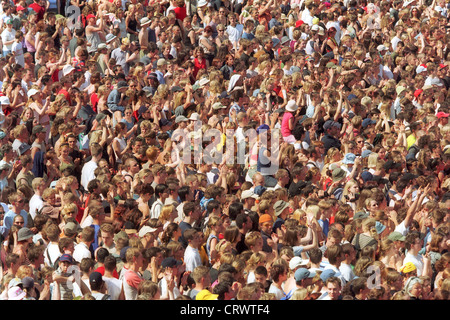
left=174, top=6, right=187, bottom=21
left=90, top=92, right=99, bottom=113
left=94, top=265, right=120, bottom=279
left=193, top=57, right=206, bottom=79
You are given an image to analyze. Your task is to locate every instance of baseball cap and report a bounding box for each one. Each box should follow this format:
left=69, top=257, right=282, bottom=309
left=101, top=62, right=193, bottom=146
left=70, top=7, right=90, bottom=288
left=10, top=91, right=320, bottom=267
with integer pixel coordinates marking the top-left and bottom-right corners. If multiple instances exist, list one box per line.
left=89, top=271, right=103, bottom=286
left=289, top=257, right=310, bottom=270
left=138, top=225, right=157, bottom=237
left=294, top=268, right=316, bottom=281
left=320, top=269, right=336, bottom=282
left=362, top=118, right=377, bottom=128
left=323, top=120, right=341, bottom=130
left=59, top=254, right=74, bottom=264
left=388, top=231, right=405, bottom=242
left=241, top=189, right=258, bottom=200
left=259, top=214, right=273, bottom=225
left=436, top=111, right=450, bottom=119
left=32, top=125, right=47, bottom=135
left=400, top=262, right=416, bottom=274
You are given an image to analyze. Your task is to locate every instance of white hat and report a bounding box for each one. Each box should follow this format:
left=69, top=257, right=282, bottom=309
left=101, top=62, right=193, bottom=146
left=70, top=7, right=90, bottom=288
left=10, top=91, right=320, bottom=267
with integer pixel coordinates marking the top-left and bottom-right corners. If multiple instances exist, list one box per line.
left=289, top=256, right=310, bottom=270
left=241, top=189, right=258, bottom=200
left=189, top=112, right=200, bottom=121
left=197, top=0, right=208, bottom=7
left=140, top=17, right=151, bottom=26
left=8, top=286, right=26, bottom=300
left=416, top=65, right=427, bottom=74
left=27, top=88, right=39, bottom=98
left=377, top=44, right=388, bottom=52
left=97, top=43, right=108, bottom=50
left=285, top=100, right=298, bottom=112
left=198, top=77, right=210, bottom=87
left=227, top=74, right=242, bottom=93
left=138, top=226, right=157, bottom=237
left=105, top=33, right=117, bottom=43
left=0, top=96, right=10, bottom=105
left=63, top=64, right=75, bottom=76
left=318, top=26, right=325, bottom=36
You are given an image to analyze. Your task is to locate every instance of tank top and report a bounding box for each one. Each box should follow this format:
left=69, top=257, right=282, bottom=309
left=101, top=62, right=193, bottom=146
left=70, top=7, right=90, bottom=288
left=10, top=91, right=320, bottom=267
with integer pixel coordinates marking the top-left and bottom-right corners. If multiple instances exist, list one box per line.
left=86, top=31, right=101, bottom=53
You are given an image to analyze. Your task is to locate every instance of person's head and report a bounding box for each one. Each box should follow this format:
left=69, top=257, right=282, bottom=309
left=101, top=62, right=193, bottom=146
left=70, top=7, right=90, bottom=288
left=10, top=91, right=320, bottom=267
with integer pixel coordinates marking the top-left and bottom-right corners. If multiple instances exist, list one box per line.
left=89, top=271, right=106, bottom=292
left=326, top=277, right=342, bottom=300
left=100, top=223, right=115, bottom=247
left=184, top=228, right=201, bottom=248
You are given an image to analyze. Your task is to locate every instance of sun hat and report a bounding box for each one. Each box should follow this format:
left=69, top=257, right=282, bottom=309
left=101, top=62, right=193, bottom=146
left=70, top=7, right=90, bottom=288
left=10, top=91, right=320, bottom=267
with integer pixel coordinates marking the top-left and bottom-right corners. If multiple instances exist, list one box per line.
left=332, top=168, right=346, bottom=182
left=27, top=88, right=40, bottom=98
left=8, top=287, right=26, bottom=300
left=273, top=200, right=290, bottom=216
left=342, top=153, right=356, bottom=165
left=17, top=227, right=34, bottom=242
left=285, top=100, right=298, bottom=112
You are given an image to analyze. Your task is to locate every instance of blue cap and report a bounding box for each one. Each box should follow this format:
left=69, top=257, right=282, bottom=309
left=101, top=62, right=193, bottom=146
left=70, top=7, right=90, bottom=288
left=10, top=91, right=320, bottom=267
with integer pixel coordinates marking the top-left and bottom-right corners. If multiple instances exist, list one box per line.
left=361, top=149, right=372, bottom=158
left=320, top=269, right=336, bottom=282
left=361, top=171, right=373, bottom=183
left=254, top=185, right=267, bottom=196
left=362, top=118, right=377, bottom=128
left=294, top=268, right=316, bottom=281
left=256, top=124, right=270, bottom=135
left=342, top=153, right=356, bottom=164
left=59, top=254, right=74, bottom=264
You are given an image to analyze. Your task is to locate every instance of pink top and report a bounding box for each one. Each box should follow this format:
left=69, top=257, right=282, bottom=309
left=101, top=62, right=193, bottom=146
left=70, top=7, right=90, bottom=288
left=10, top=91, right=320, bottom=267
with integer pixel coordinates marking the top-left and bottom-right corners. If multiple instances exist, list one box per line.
left=281, top=112, right=294, bottom=137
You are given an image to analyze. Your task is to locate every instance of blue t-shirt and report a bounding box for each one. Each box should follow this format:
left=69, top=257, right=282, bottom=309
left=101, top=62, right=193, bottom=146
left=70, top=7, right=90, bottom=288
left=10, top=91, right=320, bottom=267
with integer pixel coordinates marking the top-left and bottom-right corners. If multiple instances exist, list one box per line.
left=4, top=209, right=28, bottom=230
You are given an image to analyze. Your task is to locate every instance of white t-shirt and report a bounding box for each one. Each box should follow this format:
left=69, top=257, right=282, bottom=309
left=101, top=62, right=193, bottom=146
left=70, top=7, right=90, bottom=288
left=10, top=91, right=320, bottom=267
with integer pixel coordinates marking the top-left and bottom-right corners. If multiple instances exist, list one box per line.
left=73, top=242, right=92, bottom=263
left=103, top=276, right=122, bottom=300
left=403, top=252, right=424, bottom=276
left=1, top=28, right=15, bottom=51
left=184, top=245, right=202, bottom=272
left=29, top=194, right=44, bottom=220
left=80, top=160, right=98, bottom=191
left=12, top=41, right=24, bottom=67
left=44, top=242, right=61, bottom=267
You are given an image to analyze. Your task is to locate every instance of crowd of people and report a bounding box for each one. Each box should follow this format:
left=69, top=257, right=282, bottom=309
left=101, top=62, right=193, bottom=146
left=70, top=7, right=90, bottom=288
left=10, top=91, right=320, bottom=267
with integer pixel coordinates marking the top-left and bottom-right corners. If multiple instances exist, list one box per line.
left=0, top=0, right=449, bottom=301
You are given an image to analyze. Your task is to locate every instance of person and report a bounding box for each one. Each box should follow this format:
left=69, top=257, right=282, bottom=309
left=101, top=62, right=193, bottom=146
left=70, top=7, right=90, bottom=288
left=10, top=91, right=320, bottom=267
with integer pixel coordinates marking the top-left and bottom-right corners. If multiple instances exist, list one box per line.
left=73, top=226, right=95, bottom=263
left=183, top=228, right=202, bottom=272
left=268, top=262, right=288, bottom=300
left=89, top=271, right=112, bottom=300
left=80, top=143, right=103, bottom=192
left=3, top=192, right=29, bottom=230
left=122, top=247, right=144, bottom=300
left=103, top=255, right=124, bottom=300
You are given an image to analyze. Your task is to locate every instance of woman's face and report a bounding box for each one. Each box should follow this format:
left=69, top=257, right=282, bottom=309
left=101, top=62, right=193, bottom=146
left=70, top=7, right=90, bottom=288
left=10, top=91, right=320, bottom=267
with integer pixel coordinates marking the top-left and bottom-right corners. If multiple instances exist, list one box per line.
left=349, top=184, right=359, bottom=194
